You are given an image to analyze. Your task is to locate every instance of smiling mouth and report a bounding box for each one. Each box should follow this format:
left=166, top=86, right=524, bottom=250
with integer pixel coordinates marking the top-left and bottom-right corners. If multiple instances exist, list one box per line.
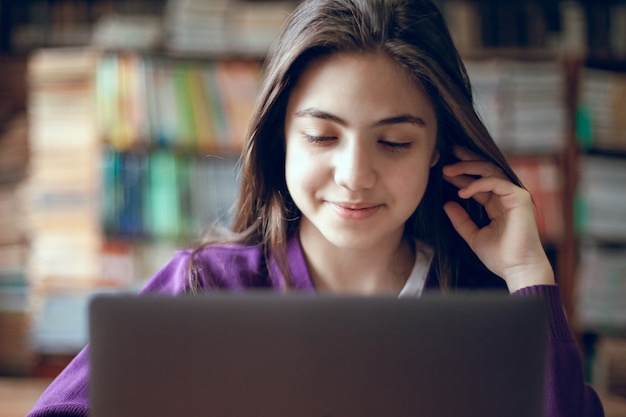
left=328, top=202, right=382, bottom=220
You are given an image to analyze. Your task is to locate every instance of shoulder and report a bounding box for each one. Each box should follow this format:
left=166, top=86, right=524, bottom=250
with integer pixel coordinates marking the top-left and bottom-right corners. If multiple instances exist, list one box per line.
left=140, top=242, right=273, bottom=295
left=192, top=242, right=272, bottom=289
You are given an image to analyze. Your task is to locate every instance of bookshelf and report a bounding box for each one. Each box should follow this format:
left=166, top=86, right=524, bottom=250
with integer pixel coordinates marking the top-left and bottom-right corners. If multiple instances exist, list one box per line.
left=453, top=28, right=579, bottom=329
left=442, top=1, right=626, bottom=400
left=574, top=58, right=626, bottom=399
left=0, top=54, right=32, bottom=375
left=22, top=48, right=267, bottom=361
left=0, top=0, right=296, bottom=374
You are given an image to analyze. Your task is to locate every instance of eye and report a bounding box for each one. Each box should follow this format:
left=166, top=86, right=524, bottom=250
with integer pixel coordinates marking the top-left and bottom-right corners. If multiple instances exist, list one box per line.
left=303, top=133, right=337, bottom=144
left=379, top=140, right=412, bottom=152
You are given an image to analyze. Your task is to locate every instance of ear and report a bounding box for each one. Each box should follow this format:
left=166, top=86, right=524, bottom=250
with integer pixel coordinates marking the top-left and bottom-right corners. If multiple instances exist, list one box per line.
left=430, top=149, right=440, bottom=168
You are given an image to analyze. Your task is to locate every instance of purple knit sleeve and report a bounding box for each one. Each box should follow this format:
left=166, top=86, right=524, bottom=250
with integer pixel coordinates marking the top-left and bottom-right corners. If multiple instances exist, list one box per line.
left=25, top=348, right=90, bottom=417
left=512, top=285, right=605, bottom=417
left=25, top=253, right=195, bottom=417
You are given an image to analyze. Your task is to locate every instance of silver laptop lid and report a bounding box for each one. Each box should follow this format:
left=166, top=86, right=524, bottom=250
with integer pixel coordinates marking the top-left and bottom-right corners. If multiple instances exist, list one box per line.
left=89, top=292, right=548, bottom=417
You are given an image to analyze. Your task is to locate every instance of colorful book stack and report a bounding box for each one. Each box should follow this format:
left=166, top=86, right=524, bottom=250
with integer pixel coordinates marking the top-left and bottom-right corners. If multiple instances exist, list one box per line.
left=577, top=242, right=626, bottom=334
left=95, top=52, right=262, bottom=153
left=575, top=65, right=626, bottom=395
left=507, top=155, right=564, bottom=244
left=23, top=48, right=121, bottom=355
left=0, top=110, right=33, bottom=374
left=577, top=68, right=626, bottom=152
left=575, top=155, right=626, bottom=335
left=164, top=0, right=294, bottom=56
left=441, top=1, right=557, bottom=52
left=442, top=1, right=626, bottom=59
left=593, top=337, right=626, bottom=399
left=102, top=149, right=240, bottom=241
left=462, top=58, right=567, bottom=247
left=0, top=54, right=34, bottom=375
left=25, top=48, right=105, bottom=290
left=22, top=47, right=260, bottom=356
left=95, top=50, right=254, bottom=243
left=576, top=155, right=626, bottom=242
left=465, top=58, right=567, bottom=155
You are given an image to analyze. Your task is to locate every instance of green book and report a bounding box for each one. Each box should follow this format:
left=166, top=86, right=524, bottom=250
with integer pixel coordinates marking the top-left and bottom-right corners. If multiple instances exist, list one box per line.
left=146, top=151, right=181, bottom=239
left=101, top=148, right=121, bottom=235
left=177, top=154, right=196, bottom=237
left=173, top=64, right=197, bottom=149
left=186, top=66, right=216, bottom=151
left=203, top=63, right=231, bottom=149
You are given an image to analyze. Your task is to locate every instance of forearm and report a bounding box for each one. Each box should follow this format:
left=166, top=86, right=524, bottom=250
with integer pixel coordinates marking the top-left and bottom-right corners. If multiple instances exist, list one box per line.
left=513, top=285, right=604, bottom=417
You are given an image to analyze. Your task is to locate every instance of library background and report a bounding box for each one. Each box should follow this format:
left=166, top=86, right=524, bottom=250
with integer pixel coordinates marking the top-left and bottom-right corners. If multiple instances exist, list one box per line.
left=0, top=0, right=625, bottom=413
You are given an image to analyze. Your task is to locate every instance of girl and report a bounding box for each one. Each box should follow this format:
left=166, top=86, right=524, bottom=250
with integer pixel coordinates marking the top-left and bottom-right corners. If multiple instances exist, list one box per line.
left=28, top=0, right=604, bottom=416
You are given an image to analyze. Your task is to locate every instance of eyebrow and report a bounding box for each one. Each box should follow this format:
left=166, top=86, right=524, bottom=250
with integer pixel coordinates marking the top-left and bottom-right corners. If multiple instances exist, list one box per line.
left=293, top=108, right=427, bottom=128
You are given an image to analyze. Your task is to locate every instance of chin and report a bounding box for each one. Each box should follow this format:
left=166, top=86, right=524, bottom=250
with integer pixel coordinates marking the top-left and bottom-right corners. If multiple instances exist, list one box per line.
left=321, top=231, right=383, bottom=252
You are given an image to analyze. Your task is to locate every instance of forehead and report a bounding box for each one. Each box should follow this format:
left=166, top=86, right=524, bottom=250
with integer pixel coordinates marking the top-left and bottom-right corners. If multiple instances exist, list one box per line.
left=293, top=51, right=421, bottom=92
left=286, top=51, right=436, bottom=124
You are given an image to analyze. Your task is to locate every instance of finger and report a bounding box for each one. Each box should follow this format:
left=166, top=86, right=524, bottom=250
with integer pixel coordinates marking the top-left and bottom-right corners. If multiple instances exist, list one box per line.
left=452, top=146, right=483, bottom=162
left=458, top=176, right=530, bottom=209
left=443, top=172, right=494, bottom=206
left=443, top=201, right=479, bottom=246
left=443, top=171, right=473, bottom=189
left=443, top=160, right=506, bottom=179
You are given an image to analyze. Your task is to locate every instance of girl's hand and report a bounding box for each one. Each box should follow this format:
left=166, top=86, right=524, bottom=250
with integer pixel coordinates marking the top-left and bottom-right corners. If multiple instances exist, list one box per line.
left=442, top=147, right=555, bottom=293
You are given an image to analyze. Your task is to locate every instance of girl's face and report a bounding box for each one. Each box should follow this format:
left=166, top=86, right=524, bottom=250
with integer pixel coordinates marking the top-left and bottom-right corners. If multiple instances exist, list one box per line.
left=284, top=52, right=439, bottom=252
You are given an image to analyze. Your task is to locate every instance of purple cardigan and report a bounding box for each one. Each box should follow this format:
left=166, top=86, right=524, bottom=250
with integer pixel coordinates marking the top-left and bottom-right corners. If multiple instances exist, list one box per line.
left=27, top=236, right=604, bottom=417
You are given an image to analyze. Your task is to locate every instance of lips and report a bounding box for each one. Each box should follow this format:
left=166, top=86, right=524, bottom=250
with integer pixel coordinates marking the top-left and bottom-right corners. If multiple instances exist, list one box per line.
left=328, top=201, right=382, bottom=220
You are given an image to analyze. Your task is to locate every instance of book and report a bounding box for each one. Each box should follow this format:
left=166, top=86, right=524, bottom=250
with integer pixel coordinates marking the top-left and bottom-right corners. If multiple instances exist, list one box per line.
left=102, top=147, right=121, bottom=235
left=442, top=0, right=482, bottom=53
left=164, top=0, right=293, bottom=56
left=91, top=13, right=163, bottom=51
left=466, top=58, right=566, bottom=154
left=0, top=57, right=32, bottom=376
left=576, top=155, right=626, bottom=241
left=577, top=242, right=626, bottom=333
left=186, top=66, right=217, bottom=151
left=0, top=56, right=27, bottom=127
left=578, top=68, right=626, bottom=152
left=25, top=47, right=115, bottom=358
left=164, top=0, right=231, bottom=56
left=215, top=60, right=261, bottom=150
left=172, top=64, right=197, bottom=148
left=203, top=62, right=231, bottom=148
left=592, top=337, right=626, bottom=398
left=119, top=151, right=147, bottom=237
left=152, top=61, right=181, bottom=147
left=146, top=150, right=181, bottom=239
left=508, top=155, right=564, bottom=244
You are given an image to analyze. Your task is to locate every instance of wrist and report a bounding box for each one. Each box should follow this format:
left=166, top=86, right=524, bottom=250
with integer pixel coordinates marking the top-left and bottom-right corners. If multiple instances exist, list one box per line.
left=503, top=259, right=556, bottom=293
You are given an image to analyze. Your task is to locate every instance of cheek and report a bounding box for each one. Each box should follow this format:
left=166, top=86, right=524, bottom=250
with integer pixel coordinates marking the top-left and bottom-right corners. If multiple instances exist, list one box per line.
left=285, top=145, right=323, bottom=196
left=393, top=163, right=432, bottom=207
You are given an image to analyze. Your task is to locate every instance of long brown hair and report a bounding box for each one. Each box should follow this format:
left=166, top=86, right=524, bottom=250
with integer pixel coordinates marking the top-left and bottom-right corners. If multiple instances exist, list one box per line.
left=191, top=0, right=521, bottom=291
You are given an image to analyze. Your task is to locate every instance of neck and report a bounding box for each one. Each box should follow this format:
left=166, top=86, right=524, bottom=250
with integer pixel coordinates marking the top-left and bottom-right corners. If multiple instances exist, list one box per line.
left=298, top=228, right=415, bottom=295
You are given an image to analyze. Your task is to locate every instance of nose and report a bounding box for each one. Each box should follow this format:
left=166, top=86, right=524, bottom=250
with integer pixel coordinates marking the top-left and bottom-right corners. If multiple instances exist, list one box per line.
left=333, top=141, right=377, bottom=191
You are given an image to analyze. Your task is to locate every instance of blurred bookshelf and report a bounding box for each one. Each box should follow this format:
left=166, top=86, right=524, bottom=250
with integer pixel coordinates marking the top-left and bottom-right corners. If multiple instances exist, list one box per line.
left=0, top=55, right=30, bottom=376
left=0, top=0, right=296, bottom=377
left=574, top=59, right=626, bottom=402
left=443, top=0, right=626, bottom=403
left=0, top=0, right=624, bottom=406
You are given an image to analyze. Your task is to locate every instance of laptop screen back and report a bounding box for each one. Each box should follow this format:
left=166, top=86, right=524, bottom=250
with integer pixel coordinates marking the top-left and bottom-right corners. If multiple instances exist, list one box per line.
left=89, top=292, right=548, bottom=417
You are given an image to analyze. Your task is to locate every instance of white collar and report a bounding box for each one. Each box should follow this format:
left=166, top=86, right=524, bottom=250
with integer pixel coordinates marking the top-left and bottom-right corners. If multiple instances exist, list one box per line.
left=398, top=242, right=434, bottom=298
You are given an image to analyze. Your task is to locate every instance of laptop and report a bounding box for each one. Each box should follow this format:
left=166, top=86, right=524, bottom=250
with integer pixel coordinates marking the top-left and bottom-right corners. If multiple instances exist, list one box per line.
left=88, top=292, right=548, bottom=417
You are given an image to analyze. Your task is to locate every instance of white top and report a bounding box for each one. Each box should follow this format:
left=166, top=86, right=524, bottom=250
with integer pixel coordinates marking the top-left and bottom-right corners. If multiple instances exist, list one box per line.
left=398, top=242, right=434, bottom=298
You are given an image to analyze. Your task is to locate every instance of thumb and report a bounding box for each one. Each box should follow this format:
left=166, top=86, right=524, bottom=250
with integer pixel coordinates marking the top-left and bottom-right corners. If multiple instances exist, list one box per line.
left=443, top=201, right=479, bottom=247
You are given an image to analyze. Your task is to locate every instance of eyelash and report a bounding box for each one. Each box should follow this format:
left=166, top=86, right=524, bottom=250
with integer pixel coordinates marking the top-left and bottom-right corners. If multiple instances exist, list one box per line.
left=379, top=140, right=412, bottom=152
left=304, top=134, right=336, bottom=144
left=303, top=134, right=412, bottom=152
